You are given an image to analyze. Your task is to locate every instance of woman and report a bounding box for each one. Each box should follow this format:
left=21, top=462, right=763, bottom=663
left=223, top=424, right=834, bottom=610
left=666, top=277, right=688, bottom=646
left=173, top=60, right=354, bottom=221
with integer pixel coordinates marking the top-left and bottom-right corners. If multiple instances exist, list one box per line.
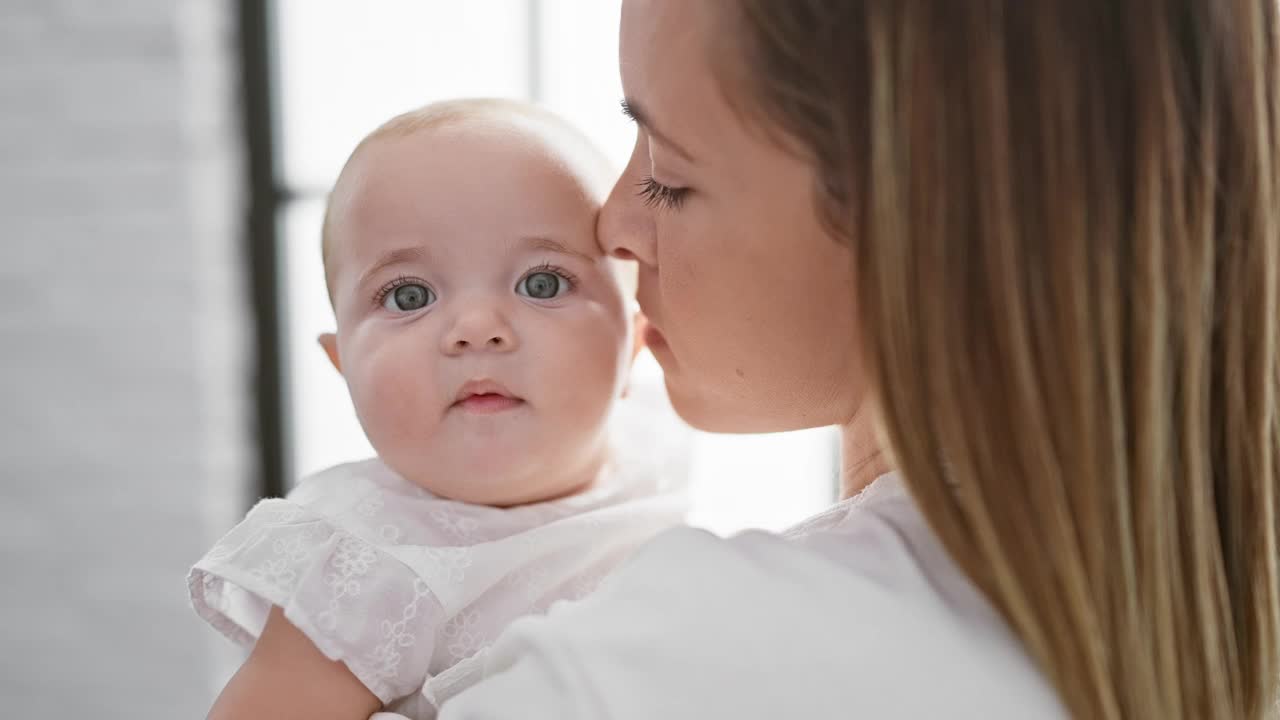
left=441, top=0, right=1280, bottom=717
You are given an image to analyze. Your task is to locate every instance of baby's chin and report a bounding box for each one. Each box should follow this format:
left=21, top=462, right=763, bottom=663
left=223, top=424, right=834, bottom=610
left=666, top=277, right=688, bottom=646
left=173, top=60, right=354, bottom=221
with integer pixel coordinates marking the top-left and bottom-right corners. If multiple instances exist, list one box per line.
left=382, top=433, right=610, bottom=507
left=406, top=471, right=593, bottom=507
left=378, top=450, right=581, bottom=506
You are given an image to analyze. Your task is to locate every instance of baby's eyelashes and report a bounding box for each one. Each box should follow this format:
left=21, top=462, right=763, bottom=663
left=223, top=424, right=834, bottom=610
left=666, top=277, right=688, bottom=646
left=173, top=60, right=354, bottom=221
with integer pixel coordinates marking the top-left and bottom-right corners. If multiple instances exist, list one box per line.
left=516, top=265, right=577, bottom=300
left=376, top=278, right=436, bottom=312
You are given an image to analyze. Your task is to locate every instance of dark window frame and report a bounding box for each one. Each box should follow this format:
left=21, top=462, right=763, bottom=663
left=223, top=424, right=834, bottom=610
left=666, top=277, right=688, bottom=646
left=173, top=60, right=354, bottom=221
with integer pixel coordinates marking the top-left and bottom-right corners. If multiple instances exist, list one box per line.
left=237, top=0, right=288, bottom=500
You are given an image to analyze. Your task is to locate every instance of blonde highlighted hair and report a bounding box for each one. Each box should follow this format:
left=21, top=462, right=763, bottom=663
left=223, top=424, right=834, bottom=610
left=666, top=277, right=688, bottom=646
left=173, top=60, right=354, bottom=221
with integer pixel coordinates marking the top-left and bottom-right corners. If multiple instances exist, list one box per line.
left=726, top=1, right=1280, bottom=717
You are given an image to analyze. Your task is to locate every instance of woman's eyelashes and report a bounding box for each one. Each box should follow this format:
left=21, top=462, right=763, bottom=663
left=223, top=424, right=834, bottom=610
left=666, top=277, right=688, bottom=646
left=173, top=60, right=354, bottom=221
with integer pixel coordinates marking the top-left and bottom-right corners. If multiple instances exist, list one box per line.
left=373, top=265, right=579, bottom=313
left=637, top=175, right=690, bottom=211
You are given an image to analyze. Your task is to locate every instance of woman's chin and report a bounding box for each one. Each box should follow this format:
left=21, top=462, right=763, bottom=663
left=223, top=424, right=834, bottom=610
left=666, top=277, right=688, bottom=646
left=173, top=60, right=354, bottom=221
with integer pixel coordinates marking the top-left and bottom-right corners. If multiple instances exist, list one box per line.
left=665, top=377, right=831, bottom=435
left=664, top=377, right=751, bottom=433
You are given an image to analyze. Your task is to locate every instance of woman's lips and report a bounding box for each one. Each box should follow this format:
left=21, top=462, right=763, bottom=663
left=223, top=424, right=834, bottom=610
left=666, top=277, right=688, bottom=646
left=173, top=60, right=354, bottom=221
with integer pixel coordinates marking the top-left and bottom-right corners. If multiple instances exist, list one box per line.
left=643, top=323, right=668, bottom=351
left=637, top=296, right=667, bottom=353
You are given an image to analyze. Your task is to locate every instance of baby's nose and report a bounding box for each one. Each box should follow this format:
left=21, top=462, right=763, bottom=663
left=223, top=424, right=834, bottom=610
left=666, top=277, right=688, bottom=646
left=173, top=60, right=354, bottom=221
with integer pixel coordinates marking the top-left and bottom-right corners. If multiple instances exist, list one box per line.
left=442, top=306, right=518, bottom=354
left=451, top=334, right=509, bottom=352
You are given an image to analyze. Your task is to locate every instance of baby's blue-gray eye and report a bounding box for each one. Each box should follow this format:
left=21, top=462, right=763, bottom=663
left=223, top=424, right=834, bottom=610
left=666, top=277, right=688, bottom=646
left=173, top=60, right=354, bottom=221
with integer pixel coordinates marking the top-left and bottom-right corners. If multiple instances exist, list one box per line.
left=518, top=271, right=566, bottom=300
left=383, top=283, right=434, bottom=312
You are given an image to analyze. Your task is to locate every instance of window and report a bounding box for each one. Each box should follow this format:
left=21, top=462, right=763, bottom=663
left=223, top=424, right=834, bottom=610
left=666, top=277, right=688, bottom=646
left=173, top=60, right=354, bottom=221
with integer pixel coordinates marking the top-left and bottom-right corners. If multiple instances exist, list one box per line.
left=257, top=0, right=839, bottom=535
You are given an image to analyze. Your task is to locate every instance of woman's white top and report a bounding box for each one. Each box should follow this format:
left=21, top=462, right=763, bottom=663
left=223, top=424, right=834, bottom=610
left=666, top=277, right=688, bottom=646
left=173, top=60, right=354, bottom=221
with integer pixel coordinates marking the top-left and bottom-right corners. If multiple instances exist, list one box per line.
left=435, top=473, right=1066, bottom=719
left=188, top=442, right=687, bottom=716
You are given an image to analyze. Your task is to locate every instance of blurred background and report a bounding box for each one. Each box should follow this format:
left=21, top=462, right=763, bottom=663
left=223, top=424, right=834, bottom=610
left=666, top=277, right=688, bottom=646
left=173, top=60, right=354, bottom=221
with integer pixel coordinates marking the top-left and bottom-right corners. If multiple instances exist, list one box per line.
left=1, top=1, right=838, bottom=716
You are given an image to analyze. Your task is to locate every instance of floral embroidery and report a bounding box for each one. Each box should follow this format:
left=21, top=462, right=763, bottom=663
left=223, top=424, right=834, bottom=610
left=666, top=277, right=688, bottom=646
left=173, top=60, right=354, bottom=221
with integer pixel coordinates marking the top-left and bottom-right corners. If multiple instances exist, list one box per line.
left=247, top=525, right=320, bottom=593
left=421, top=547, right=472, bottom=585
left=189, top=455, right=688, bottom=708
left=364, top=578, right=434, bottom=684
left=250, top=557, right=296, bottom=592
left=442, top=608, right=487, bottom=661
left=273, top=531, right=311, bottom=564
left=356, top=492, right=385, bottom=518
left=431, top=507, right=479, bottom=542
left=316, top=534, right=378, bottom=632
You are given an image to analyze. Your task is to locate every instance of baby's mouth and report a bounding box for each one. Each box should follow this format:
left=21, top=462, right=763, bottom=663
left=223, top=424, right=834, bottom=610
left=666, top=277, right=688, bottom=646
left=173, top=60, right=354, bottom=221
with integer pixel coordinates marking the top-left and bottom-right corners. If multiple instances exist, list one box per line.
left=452, top=379, right=525, bottom=414
left=454, top=393, right=524, bottom=413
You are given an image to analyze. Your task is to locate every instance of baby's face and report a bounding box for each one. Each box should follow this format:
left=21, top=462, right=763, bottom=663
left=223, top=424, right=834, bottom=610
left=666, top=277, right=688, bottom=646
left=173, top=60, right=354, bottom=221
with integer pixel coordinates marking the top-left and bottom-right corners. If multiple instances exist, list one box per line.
left=324, top=125, right=631, bottom=505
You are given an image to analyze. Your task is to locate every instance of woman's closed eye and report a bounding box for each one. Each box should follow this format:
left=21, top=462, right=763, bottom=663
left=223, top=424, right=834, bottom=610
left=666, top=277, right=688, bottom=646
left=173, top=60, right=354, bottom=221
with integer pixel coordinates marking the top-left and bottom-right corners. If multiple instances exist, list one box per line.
left=376, top=277, right=436, bottom=312
left=637, top=175, right=690, bottom=211
left=517, top=264, right=578, bottom=300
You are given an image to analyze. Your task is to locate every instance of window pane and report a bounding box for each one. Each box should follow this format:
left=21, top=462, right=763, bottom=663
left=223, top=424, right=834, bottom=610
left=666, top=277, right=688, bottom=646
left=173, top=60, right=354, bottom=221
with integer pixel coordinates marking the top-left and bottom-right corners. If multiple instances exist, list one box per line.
left=535, top=0, right=633, bottom=170
left=275, top=0, right=532, bottom=190
left=279, top=197, right=373, bottom=480
left=687, top=427, right=840, bottom=535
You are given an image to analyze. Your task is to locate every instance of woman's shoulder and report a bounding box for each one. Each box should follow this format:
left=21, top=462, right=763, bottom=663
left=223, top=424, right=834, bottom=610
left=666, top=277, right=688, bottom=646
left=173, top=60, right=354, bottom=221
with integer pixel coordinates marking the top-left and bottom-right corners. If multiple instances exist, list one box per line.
left=610, top=473, right=999, bottom=630
left=616, top=483, right=1065, bottom=716
left=440, top=475, right=1065, bottom=719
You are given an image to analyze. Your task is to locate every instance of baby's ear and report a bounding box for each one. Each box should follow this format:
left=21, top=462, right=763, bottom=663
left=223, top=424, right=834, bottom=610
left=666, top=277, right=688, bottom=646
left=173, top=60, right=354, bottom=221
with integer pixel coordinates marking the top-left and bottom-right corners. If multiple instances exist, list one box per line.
left=317, top=333, right=342, bottom=375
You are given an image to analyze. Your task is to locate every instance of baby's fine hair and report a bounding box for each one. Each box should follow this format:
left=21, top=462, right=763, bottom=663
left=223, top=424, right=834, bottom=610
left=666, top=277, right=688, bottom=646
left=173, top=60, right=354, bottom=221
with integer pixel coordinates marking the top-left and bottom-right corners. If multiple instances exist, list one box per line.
left=321, top=98, right=628, bottom=302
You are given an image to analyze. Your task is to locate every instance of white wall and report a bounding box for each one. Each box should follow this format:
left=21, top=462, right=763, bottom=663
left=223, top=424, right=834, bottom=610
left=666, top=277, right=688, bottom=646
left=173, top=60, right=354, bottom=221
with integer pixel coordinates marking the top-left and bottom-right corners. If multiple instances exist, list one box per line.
left=0, top=0, right=249, bottom=715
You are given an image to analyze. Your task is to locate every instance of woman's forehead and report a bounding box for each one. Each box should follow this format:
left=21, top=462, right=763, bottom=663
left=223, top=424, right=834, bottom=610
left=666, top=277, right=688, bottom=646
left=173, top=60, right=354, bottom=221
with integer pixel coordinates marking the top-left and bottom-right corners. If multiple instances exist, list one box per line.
left=619, top=0, right=742, bottom=166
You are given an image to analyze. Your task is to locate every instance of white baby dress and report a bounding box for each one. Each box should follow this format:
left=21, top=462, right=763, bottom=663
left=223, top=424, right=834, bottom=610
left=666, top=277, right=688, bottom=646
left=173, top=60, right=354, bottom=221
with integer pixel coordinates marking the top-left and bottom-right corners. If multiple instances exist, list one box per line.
left=188, top=403, right=689, bottom=718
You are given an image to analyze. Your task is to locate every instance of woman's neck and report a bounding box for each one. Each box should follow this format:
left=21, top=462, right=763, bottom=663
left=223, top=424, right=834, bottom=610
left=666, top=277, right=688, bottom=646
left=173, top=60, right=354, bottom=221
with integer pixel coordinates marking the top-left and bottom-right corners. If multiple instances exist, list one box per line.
left=838, top=402, right=893, bottom=500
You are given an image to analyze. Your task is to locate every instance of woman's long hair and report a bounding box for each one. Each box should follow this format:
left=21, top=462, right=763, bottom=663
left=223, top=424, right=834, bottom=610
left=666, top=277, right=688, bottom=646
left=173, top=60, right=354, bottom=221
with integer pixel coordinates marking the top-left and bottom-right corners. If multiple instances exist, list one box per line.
left=727, top=1, right=1280, bottom=716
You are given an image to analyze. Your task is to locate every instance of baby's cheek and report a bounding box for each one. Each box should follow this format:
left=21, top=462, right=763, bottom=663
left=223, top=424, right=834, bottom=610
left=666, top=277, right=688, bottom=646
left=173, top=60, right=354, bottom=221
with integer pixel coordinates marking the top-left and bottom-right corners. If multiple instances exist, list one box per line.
left=552, top=316, right=627, bottom=415
left=350, top=348, right=439, bottom=450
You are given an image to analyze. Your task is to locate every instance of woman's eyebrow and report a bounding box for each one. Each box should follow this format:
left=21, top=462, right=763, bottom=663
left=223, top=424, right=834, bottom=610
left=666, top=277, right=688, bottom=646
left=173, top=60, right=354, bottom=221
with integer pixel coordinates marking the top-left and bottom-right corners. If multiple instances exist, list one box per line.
left=621, top=98, right=697, bottom=163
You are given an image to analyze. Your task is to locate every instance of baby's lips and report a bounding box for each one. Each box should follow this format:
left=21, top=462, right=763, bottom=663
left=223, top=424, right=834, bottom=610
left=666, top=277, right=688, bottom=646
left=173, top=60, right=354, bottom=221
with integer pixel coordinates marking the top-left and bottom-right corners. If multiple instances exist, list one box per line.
left=453, top=378, right=520, bottom=404
left=453, top=393, right=525, bottom=414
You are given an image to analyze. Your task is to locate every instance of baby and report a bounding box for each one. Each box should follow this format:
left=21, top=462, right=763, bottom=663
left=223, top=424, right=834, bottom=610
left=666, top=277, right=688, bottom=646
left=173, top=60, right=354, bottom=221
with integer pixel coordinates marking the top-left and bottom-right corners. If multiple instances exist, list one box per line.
left=188, top=99, right=687, bottom=719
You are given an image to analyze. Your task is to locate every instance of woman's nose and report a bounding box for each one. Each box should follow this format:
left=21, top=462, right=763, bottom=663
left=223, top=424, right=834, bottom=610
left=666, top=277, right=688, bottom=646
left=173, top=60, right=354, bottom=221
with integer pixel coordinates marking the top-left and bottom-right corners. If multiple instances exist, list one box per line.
left=597, top=147, right=658, bottom=267
left=442, top=303, right=519, bottom=355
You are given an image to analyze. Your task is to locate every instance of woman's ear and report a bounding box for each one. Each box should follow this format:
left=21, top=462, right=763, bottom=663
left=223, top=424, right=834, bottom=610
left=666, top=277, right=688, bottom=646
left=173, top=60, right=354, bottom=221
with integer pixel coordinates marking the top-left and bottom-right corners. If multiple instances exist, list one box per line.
left=318, top=333, right=342, bottom=375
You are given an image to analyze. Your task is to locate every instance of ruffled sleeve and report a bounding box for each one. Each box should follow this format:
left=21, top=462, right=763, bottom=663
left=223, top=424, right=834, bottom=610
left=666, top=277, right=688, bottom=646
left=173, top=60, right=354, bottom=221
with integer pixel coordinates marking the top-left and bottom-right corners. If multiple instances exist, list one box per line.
left=188, top=494, right=442, bottom=705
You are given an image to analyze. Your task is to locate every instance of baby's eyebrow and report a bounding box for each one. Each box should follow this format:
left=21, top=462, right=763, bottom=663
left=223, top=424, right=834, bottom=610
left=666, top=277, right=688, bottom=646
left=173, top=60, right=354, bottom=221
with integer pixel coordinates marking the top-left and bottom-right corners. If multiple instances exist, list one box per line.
left=358, top=246, right=429, bottom=288
left=518, top=236, right=597, bottom=264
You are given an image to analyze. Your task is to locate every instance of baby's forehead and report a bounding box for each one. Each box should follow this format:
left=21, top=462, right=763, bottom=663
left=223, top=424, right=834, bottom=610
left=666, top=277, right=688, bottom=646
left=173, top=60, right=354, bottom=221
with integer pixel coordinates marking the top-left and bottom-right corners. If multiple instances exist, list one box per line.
left=357, top=108, right=611, bottom=195
left=342, top=123, right=601, bottom=218
left=344, top=138, right=599, bottom=238
left=323, top=102, right=616, bottom=296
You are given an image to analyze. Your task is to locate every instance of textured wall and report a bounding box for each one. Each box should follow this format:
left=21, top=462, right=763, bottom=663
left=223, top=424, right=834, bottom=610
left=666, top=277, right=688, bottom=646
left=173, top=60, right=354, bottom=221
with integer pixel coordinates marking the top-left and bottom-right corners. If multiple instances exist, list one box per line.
left=0, top=0, right=251, bottom=715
